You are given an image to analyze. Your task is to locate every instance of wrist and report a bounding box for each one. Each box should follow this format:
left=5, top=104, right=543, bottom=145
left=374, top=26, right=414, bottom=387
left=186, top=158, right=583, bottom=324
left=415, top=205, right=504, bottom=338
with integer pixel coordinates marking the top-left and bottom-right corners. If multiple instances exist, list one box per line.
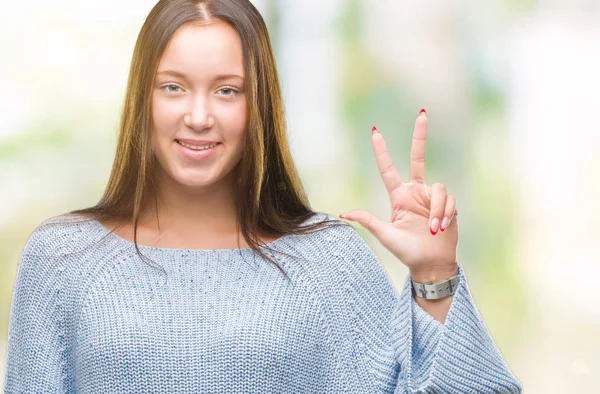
left=410, top=262, right=458, bottom=283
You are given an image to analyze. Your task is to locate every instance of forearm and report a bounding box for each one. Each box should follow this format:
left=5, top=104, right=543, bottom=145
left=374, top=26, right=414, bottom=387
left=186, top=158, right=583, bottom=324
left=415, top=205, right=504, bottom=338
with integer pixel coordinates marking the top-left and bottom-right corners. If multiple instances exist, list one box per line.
left=410, top=263, right=459, bottom=324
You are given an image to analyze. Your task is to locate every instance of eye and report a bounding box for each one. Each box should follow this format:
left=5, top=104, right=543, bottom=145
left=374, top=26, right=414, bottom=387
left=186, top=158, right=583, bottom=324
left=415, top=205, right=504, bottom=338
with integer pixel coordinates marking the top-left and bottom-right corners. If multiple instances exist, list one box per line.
left=217, top=86, right=240, bottom=97
left=161, top=84, right=183, bottom=93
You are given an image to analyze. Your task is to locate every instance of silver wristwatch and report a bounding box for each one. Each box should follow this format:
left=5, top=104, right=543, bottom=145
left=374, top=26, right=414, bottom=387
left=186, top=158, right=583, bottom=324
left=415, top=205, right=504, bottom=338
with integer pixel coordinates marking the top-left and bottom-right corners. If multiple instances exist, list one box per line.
left=412, top=274, right=459, bottom=300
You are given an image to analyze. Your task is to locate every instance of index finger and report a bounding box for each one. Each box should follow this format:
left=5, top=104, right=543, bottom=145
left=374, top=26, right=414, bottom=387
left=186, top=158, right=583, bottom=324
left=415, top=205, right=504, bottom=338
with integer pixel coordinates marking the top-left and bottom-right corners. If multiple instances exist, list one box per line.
left=409, top=109, right=428, bottom=184
left=371, top=126, right=403, bottom=194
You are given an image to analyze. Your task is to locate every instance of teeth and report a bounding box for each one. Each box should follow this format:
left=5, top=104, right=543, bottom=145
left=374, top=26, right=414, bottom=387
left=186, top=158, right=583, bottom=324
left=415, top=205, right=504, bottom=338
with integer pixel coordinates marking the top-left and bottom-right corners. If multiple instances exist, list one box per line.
left=177, top=140, right=218, bottom=151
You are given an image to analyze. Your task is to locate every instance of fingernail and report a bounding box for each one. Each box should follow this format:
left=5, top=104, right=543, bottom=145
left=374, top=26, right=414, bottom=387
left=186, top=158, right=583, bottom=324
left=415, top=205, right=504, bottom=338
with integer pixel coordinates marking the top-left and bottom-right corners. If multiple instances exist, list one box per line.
left=419, top=108, right=427, bottom=116
left=372, top=126, right=379, bottom=135
left=430, top=217, right=439, bottom=234
left=339, top=213, right=346, bottom=218
left=440, top=217, right=449, bottom=232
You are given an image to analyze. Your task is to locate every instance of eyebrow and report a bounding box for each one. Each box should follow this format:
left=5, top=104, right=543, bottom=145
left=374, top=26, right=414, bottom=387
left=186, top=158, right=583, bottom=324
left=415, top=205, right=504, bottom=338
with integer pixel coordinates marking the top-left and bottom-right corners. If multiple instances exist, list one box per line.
left=156, top=70, right=244, bottom=81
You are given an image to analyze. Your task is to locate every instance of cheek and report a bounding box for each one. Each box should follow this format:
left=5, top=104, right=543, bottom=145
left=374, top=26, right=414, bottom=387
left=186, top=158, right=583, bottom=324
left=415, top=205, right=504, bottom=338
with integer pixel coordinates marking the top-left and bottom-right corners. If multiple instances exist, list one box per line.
left=150, top=97, right=178, bottom=162
left=152, top=96, right=180, bottom=131
left=218, top=101, right=248, bottom=144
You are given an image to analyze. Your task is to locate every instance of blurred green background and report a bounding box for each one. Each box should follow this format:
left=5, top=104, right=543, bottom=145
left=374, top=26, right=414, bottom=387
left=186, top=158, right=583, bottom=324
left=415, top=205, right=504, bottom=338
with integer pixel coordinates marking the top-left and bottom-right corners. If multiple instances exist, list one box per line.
left=1, top=0, right=599, bottom=391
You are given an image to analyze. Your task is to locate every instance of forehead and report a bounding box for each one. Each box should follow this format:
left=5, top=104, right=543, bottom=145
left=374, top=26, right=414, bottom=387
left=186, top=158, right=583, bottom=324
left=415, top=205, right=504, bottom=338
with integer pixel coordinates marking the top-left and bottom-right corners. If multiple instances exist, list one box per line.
left=157, top=20, right=244, bottom=79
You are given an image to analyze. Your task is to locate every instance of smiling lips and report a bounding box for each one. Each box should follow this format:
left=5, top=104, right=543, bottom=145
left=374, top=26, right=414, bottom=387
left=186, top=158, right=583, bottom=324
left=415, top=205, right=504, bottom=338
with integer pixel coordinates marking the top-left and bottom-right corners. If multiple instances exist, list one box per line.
left=176, top=139, right=219, bottom=151
left=176, top=138, right=220, bottom=145
left=175, top=139, right=221, bottom=160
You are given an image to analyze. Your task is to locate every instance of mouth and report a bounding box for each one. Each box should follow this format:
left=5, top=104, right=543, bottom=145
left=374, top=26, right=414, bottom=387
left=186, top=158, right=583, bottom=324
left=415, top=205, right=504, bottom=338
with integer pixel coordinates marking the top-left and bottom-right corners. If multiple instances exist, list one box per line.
left=174, top=139, right=222, bottom=161
left=174, top=139, right=221, bottom=151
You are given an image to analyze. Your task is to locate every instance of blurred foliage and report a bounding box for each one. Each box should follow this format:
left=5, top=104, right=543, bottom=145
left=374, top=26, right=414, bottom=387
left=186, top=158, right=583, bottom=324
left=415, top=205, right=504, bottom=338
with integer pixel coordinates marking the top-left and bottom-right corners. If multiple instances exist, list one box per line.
left=503, top=0, right=538, bottom=13
left=0, top=128, right=71, bottom=161
left=336, top=0, right=414, bottom=205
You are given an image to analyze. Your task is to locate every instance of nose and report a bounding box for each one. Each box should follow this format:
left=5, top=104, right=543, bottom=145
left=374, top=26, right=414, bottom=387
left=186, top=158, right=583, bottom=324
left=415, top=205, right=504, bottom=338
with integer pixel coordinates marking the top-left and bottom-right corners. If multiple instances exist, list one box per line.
left=183, top=95, right=215, bottom=131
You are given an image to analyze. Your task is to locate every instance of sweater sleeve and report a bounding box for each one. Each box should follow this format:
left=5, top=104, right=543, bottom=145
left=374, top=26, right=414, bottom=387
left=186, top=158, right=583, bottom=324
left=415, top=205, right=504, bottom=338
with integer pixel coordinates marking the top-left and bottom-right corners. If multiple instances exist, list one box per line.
left=3, top=223, right=70, bottom=393
left=391, top=263, right=523, bottom=393
left=330, top=223, right=522, bottom=394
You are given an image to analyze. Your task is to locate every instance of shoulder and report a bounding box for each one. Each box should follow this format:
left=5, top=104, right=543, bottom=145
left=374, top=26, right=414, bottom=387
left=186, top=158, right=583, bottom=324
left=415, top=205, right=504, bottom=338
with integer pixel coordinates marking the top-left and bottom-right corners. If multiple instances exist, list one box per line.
left=10, top=215, right=96, bottom=324
left=301, top=213, right=392, bottom=284
left=292, top=214, right=399, bottom=315
left=284, top=212, right=376, bottom=267
left=14, top=213, right=107, bottom=296
left=21, top=213, right=104, bottom=258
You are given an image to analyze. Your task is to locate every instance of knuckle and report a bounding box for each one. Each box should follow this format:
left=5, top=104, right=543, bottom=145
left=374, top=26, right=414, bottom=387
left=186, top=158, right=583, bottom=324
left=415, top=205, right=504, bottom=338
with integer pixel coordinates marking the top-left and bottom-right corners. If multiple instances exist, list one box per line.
left=432, top=183, right=446, bottom=193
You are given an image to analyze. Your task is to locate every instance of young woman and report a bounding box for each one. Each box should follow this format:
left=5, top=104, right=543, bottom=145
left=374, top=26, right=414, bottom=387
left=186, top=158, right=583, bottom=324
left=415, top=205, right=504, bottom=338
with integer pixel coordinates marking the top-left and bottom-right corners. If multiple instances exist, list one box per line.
left=4, top=0, right=522, bottom=392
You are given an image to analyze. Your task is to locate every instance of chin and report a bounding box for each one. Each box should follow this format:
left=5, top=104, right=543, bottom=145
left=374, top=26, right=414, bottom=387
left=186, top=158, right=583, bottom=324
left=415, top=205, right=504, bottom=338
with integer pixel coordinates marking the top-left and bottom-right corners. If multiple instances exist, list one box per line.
left=169, top=168, right=224, bottom=189
left=175, top=176, right=217, bottom=189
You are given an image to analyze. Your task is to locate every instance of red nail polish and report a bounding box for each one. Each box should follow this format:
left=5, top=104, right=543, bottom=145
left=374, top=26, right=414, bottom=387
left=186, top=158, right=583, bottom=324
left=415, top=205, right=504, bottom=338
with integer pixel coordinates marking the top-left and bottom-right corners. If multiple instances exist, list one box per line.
left=419, top=108, right=427, bottom=115
left=430, top=228, right=438, bottom=235
left=372, top=126, right=378, bottom=134
left=440, top=227, right=445, bottom=232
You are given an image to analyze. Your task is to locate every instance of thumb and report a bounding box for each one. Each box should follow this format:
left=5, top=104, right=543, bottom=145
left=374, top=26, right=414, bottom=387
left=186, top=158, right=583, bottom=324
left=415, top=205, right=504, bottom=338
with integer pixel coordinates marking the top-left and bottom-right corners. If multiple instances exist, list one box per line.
left=339, top=210, right=386, bottom=238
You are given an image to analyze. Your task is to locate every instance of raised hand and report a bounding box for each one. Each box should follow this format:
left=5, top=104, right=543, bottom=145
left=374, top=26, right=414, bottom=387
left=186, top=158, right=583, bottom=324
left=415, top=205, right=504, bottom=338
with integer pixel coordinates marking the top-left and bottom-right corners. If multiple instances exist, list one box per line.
left=339, top=109, right=458, bottom=282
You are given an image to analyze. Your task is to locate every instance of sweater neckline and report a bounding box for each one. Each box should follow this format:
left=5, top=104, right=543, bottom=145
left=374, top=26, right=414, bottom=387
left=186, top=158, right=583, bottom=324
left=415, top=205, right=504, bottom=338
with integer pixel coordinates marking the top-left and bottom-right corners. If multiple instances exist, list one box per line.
left=87, top=217, right=291, bottom=256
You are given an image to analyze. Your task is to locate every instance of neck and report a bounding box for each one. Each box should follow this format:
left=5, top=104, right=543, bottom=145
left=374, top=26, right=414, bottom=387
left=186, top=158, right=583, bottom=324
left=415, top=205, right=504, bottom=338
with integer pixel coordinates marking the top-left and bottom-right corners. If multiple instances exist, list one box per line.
left=140, top=169, right=240, bottom=237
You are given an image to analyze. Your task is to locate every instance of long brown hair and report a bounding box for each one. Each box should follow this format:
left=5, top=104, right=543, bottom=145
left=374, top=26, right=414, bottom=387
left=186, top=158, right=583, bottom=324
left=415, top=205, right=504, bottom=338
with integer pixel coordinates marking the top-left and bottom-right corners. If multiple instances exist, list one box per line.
left=65, top=0, right=350, bottom=280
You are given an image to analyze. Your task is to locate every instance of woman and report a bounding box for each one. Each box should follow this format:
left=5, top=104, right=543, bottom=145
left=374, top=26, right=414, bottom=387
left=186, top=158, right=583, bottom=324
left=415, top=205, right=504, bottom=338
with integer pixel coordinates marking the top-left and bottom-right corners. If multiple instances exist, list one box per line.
left=4, top=0, right=522, bottom=392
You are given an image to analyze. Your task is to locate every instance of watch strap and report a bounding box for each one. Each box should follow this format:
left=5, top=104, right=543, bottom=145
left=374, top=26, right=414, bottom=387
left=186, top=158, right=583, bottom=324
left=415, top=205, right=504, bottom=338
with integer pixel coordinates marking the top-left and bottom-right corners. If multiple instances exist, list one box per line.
left=412, top=274, right=459, bottom=300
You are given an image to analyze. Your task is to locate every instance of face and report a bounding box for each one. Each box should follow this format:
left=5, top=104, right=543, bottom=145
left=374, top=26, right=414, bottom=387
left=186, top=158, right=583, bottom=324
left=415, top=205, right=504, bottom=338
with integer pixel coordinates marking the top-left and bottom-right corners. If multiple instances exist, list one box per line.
left=151, top=20, right=247, bottom=191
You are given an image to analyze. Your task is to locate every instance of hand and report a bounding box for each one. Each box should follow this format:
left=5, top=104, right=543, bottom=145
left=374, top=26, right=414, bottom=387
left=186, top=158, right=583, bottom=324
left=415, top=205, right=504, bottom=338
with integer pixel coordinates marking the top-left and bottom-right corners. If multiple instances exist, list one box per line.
left=339, top=109, right=458, bottom=282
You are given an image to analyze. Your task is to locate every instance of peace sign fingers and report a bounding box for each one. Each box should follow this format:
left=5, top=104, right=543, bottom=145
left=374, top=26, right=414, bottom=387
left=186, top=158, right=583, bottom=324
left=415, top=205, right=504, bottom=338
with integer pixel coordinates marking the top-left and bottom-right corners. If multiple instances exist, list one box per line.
left=341, top=108, right=459, bottom=277
left=409, top=109, right=428, bottom=184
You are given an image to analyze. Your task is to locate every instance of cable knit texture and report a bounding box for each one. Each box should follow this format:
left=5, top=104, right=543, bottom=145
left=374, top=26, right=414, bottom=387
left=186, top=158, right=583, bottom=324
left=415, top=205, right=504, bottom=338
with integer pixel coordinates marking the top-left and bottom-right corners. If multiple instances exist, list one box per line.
left=4, top=213, right=522, bottom=393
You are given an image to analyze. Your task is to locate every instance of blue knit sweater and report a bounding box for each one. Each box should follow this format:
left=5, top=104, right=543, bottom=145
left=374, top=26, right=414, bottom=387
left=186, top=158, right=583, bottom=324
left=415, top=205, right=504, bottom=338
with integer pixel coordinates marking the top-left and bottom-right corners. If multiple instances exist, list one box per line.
left=4, top=213, right=522, bottom=393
